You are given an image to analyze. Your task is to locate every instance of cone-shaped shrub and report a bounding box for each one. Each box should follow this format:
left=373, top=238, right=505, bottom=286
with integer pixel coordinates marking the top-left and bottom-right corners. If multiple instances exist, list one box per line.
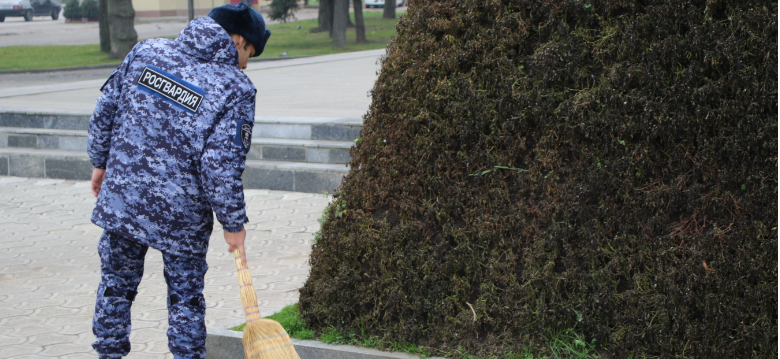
left=300, top=0, right=777, bottom=356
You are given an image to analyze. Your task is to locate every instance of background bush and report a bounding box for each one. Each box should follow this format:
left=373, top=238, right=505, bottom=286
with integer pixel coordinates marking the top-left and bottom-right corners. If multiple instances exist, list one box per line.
left=268, top=0, right=299, bottom=23
left=300, top=0, right=777, bottom=357
left=62, top=0, right=81, bottom=19
left=80, top=0, right=98, bottom=19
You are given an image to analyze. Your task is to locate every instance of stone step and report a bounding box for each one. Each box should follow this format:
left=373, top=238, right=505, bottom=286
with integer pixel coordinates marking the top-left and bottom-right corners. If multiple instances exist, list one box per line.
left=0, top=147, right=349, bottom=194
left=0, top=127, right=88, bottom=151
left=253, top=116, right=363, bottom=141
left=0, top=112, right=364, bottom=141
left=248, top=138, right=353, bottom=164
left=0, top=127, right=355, bottom=164
left=243, top=159, right=348, bottom=194
left=0, top=112, right=89, bottom=130
left=0, top=147, right=94, bottom=181
left=0, top=129, right=355, bottom=166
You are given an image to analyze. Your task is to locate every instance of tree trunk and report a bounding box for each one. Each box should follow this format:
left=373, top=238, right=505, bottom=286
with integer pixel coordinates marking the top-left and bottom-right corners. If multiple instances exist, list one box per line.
left=353, top=0, right=366, bottom=43
left=187, top=0, right=194, bottom=22
left=382, top=0, right=395, bottom=19
left=316, top=0, right=333, bottom=35
left=332, top=0, right=347, bottom=48
left=346, top=0, right=354, bottom=28
left=107, top=0, right=137, bottom=60
left=99, top=0, right=110, bottom=53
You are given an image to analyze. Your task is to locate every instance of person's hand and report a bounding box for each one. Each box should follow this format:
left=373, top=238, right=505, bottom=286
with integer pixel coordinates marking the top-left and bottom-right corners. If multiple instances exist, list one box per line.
left=91, top=168, right=106, bottom=197
left=225, top=228, right=247, bottom=267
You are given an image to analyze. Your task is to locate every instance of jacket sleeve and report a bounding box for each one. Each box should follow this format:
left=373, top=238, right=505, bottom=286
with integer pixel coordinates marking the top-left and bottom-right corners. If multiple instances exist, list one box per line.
left=87, top=47, right=137, bottom=169
left=200, top=91, right=256, bottom=232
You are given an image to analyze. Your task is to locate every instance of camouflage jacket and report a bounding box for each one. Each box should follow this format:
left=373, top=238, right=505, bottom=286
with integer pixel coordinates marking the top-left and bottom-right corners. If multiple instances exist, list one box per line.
left=88, top=16, right=255, bottom=258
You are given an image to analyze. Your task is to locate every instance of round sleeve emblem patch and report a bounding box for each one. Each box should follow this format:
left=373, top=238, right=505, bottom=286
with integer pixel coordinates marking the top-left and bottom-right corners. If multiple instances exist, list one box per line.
left=234, top=119, right=253, bottom=152
left=241, top=123, right=252, bottom=149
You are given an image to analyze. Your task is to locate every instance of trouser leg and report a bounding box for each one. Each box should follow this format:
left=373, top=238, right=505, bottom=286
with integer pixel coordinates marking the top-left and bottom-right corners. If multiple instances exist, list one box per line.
left=163, top=251, right=208, bottom=359
left=92, top=231, right=147, bottom=358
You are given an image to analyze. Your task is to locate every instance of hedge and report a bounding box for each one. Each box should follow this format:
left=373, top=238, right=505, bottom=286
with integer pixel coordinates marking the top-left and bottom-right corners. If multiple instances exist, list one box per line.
left=300, top=0, right=778, bottom=357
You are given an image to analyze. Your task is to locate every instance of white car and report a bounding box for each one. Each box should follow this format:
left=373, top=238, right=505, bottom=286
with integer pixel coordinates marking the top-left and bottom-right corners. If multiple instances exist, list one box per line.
left=365, top=0, right=404, bottom=8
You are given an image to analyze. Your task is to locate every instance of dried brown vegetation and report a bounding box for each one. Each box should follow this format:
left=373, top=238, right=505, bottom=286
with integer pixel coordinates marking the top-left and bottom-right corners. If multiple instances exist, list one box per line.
left=299, top=0, right=778, bottom=356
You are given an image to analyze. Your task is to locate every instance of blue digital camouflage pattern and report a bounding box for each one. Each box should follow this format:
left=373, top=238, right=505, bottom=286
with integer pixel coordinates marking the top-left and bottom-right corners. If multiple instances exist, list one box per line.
left=92, top=231, right=208, bottom=359
left=88, top=16, right=256, bottom=258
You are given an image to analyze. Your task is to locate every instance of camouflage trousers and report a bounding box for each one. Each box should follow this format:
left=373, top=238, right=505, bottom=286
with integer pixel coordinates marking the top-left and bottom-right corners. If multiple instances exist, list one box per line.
left=92, top=231, right=209, bottom=359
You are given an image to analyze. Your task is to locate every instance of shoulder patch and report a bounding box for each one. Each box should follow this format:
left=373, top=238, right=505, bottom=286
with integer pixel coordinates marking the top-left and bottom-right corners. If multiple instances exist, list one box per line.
left=136, top=65, right=206, bottom=113
left=234, top=119, right=253, bottom=152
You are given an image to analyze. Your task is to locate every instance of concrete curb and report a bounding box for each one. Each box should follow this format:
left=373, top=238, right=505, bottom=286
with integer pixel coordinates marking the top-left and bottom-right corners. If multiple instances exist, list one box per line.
left=0, top=63, right=122, bottom=75
left=206, top=327, right=440, bottom=359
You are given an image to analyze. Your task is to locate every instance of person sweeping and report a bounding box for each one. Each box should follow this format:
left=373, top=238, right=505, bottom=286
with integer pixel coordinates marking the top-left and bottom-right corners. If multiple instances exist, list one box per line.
left=87, top=3, right=281, bottom=358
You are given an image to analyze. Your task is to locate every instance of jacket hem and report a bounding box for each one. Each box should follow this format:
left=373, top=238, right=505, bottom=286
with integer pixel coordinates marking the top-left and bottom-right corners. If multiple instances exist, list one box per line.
left=92, top=219, right=208, bottom=260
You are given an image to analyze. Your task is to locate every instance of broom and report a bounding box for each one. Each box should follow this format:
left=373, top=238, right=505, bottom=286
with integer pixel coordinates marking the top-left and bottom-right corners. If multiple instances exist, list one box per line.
left=233, top=247, right=301, bottom=359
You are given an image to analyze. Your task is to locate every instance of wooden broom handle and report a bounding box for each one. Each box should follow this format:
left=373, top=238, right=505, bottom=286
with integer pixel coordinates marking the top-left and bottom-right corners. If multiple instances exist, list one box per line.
left=234, top=248, right=262, bottom=323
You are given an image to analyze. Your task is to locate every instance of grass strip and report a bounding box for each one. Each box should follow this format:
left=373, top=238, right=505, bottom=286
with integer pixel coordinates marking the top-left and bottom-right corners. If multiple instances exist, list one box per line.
left=255, top=11, right=401, bottom=59
left=0, top=11, right=399, bottom=71
left=0, top=44, right=120, bottom=71
left=231, top=303, right=433, bottom=357
left=231, top=304, right=314, bottom=339
left=231, top=303, right=660, bottom=359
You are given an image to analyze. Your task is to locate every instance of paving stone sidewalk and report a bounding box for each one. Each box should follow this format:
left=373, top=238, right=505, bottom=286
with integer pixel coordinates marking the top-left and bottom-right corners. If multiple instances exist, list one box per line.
left=0, top=176, right=331, bottom=358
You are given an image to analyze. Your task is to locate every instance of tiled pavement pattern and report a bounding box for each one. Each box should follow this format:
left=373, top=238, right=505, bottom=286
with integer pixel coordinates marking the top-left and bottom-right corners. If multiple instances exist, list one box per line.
left=0, top=176, right=331, bottom=358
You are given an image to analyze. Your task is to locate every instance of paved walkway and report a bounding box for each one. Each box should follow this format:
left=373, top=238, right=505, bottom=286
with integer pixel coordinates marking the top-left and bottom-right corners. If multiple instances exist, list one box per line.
left=0, top=49, right=384, bottom=119
left=0, top=176, right=331, bottom=358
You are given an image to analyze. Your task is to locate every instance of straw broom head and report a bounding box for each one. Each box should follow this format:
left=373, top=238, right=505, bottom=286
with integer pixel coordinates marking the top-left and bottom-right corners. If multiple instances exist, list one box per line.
left=243, top=319, right=298, bottom=359
left=234, top=248, right=300, bottom=359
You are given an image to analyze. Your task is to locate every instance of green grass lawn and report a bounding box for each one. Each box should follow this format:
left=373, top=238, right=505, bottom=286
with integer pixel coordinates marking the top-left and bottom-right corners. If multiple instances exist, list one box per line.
left=231, top=304, right=315, bottom=339
left=256, top=11, right=400, bottom=59
left=0, top=44, right=120, bottom=71
left=0, top=11, right=399, bottom=71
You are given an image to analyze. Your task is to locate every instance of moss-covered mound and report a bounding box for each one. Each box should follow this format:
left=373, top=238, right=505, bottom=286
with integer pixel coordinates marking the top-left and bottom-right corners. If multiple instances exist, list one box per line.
left=299, top=0, right=777, bottom=356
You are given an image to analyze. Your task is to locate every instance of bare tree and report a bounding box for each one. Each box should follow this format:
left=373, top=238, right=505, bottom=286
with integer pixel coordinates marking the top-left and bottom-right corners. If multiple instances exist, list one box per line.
left=314, top=0, right=334, bottom=34
left=353, top=0, right=366, bottom=43
left=345, top=0, right=354, bottom=28
left=332, top=0, right=347, bottom=47
left=383, top=0, right=395, bottom=19
left=107, top=0, right=137, bottom=60
left=99, top=0, right=110, bottom=53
